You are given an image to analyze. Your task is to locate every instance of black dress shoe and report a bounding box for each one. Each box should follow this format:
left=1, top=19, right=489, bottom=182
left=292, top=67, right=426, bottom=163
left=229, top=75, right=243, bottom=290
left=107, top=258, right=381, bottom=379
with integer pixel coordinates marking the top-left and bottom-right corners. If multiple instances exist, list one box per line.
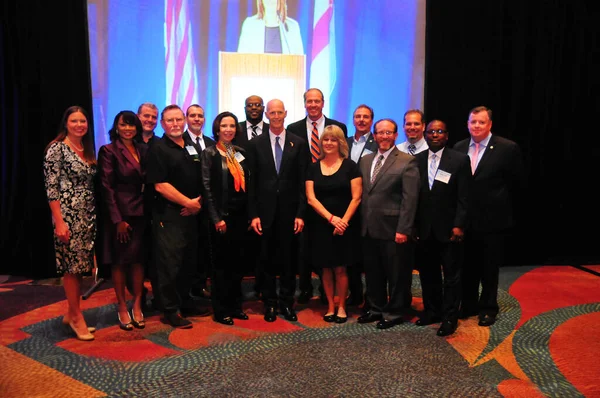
left=264, top=307, right=277, bottom=322
left=376, top=318, right=403, bottom=330
left=165, top=312, right=193, bottom=329
left=357, top=311, right=382, bottom=324
left=415, top=314, right=442, bottom=326
left=180, top=305, right=211, bottom=318
left=230, top=310, right=249, bottom=320
left=280, top=306, right=298, bottom=321
left=437, top=320, right=457, bottom=336
left=214, top=314, right=234, bottom=325
left=297, top=290, right=311, bottom=304
left=323, top=313, right=336, bottom=322
left=478, top=314, right=496, bottom=327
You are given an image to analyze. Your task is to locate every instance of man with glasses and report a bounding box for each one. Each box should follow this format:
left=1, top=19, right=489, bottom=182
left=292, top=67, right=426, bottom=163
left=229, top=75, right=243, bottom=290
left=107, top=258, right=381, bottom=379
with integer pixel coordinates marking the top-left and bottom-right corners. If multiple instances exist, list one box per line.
left=414, top=120, right=470, bottom=336
left=235, top=95, right=269, bottom=151
left=146, top=105, right=211, bottom=329
left=357, top=119, right=420, bottom=329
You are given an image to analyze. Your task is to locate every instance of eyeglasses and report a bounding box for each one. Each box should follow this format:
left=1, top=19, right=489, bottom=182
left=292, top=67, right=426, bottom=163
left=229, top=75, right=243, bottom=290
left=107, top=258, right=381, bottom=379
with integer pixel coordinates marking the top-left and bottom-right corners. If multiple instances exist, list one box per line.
left=425, top=129, right=447, bottom=135
left=164, top=118, right=184, bottom=125
left=246, top=102, right=263, bottom=108
left=375, top=131, right=395, bottom=136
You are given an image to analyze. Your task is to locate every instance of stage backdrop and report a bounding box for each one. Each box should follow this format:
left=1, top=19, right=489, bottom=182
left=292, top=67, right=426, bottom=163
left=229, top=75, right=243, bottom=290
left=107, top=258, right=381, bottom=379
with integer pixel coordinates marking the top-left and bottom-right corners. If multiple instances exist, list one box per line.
left=86, top=0, right=426, bottom=148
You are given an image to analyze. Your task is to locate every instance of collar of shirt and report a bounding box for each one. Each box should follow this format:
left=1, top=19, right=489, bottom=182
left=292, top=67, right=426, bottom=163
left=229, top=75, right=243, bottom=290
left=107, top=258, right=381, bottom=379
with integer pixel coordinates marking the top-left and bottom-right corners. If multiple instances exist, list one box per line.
left=246, top=120, right=264, bottom=135
left=306, top=115, right=325, bottom=137
left=429, top=147, right=444, bottom=160
left=377, top=145, right=395, bottom=161
left=269, top=130, right=286, bottom=148
left=470, top=133, right=492, bottom=148
left=187, top=130, right=203, bottom=142
left=353, top=132, right=369, bottom=144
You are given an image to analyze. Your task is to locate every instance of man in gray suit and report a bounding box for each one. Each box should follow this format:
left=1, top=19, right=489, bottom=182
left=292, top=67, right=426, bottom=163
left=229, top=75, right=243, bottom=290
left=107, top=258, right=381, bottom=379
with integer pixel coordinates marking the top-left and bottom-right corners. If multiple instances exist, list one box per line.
left=357, top=118, right=420, bottom=329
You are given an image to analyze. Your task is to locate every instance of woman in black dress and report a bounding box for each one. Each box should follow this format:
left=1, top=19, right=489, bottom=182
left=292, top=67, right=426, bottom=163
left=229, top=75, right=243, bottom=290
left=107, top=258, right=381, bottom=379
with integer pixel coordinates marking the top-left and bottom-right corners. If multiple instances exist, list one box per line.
left=98, top=111, right=147, bottom=331
left=44, top=106, right=97, bottom=341
left=201, top=112, right=250, bottom=325
left=306, top=125, right=363, bottom=323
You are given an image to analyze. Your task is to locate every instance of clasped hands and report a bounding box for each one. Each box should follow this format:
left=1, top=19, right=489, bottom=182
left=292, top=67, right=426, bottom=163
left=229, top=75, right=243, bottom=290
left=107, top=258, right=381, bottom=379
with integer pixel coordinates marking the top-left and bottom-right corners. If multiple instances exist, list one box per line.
left=180, top=196, right=202, bottom=216
left=330, top=215, right=348, bottom=236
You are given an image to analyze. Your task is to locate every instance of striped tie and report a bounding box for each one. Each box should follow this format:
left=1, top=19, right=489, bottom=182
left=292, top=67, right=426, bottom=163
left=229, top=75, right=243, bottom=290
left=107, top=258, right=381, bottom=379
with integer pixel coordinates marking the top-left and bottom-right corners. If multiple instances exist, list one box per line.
left=408, top=144, right=416, bottom=156
left=371, top=154, right=384, bottom=184
left=251, top=125, right=258, bottom=138
left=428, top=153, right=437, bottom=189
left=310, top=122, right=320, bottom=162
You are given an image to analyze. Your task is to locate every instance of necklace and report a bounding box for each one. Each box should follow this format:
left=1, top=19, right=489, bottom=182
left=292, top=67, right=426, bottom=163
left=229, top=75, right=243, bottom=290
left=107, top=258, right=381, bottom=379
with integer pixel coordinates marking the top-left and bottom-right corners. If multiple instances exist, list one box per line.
left=66, top=136, right=84, bottom=152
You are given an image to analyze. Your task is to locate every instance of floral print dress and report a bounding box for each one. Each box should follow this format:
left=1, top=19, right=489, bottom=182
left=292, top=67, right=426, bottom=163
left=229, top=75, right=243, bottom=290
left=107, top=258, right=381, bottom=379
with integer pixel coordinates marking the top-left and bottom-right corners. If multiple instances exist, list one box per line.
left=43, top=141, right=97, bottom=274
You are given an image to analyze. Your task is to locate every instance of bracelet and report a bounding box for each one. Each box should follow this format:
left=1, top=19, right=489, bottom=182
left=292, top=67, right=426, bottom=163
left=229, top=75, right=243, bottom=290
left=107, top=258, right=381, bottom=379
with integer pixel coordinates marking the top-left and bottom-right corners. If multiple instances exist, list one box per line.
left=329, top=215, right=334, bottom=223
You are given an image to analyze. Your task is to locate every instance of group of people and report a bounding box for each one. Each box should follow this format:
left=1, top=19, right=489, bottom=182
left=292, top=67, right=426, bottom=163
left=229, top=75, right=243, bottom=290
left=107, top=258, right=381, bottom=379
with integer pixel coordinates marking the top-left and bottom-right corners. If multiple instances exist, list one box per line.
left=43, top=87, right=523, bottom=341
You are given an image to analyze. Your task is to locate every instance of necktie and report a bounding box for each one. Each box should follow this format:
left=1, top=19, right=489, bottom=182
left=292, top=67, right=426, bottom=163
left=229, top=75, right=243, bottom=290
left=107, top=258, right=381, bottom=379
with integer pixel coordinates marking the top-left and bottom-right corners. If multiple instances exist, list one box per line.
left=371, top=154, right=384, bottom=184
left=251, top=125, right=258, bottom=138
left=471, top=142, right=480, bottom=174
left=428, top=153, right=437, bottom=189
left=195, top=136, right=201, bottom=151
left=408, top=144, right=416, bottom=156
left=310, top=122, right=320, bottom=163
left=275, top=136, right=283, bottom=174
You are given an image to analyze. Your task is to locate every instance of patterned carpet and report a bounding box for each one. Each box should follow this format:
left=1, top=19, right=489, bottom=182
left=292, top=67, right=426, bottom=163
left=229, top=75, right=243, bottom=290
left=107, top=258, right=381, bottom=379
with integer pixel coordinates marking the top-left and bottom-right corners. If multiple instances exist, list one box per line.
left=1, top=265, right=599, bottom=397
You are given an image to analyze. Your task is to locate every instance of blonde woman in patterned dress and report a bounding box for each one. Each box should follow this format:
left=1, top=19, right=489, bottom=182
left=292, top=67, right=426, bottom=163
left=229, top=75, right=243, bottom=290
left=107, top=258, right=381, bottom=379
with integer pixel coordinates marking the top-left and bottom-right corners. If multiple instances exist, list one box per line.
left=43, top=106, right=97, bottom=341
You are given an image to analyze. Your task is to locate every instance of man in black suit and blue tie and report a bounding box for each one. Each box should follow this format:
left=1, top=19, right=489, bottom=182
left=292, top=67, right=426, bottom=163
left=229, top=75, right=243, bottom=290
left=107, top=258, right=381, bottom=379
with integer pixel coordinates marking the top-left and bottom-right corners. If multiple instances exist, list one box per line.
left=248, top=99, right=308, bottom=322
left=454, top=106, right=524, bottom=327
left=414, top=120, right=470, bottom=336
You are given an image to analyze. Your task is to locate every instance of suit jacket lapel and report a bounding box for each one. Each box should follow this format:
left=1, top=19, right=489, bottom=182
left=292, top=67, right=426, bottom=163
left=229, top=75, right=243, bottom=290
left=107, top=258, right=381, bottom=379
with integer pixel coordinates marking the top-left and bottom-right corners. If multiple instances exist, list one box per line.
left=261, top=135, right=278, bottom=174
left=369, top=149, right=398, bottom=192
left=474, top=136, right=495, bottom=176
left=116, top=139, right=142, bottom=175
left=279, top=136, right=295, bottom=174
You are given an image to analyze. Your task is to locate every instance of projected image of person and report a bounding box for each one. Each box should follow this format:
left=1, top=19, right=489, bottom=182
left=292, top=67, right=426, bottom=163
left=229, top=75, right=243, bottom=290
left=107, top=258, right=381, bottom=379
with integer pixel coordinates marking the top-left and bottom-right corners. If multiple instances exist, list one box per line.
left=43, top=106, right=97, bottom=341
left=237, top=0, right=304, bottom=54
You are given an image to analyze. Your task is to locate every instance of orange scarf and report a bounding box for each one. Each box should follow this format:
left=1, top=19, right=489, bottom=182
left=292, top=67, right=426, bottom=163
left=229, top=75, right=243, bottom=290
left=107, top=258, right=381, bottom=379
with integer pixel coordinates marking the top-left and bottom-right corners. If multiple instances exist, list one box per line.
left=217, top=141, right=245, bottom=192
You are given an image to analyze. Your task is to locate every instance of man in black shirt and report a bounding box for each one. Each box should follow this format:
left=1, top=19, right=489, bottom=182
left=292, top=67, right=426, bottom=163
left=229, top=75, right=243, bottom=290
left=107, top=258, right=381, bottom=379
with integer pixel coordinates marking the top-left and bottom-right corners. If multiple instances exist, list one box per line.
left=146, top=105, right=211, bottom=329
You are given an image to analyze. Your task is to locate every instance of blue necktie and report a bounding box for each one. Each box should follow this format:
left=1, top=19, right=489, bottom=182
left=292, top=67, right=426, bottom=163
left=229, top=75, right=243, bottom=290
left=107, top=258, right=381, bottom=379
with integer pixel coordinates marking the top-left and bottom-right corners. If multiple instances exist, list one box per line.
left=428, top=153, right=437, bottom=189
left=275, top=136, right=283, bottom=174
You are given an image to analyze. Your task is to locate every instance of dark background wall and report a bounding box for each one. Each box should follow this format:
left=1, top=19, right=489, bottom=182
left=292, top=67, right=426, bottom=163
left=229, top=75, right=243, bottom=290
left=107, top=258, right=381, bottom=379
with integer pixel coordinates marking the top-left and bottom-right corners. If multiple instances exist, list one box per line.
left=1, top=1, right=597, bottom=278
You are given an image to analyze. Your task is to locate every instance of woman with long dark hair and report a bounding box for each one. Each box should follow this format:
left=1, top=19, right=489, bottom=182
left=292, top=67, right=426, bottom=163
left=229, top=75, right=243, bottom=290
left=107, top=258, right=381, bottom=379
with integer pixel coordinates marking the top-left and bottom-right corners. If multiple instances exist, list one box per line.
left=201, top=111, right=250, bottom=325
left=44, top=106, right=97, bottom=341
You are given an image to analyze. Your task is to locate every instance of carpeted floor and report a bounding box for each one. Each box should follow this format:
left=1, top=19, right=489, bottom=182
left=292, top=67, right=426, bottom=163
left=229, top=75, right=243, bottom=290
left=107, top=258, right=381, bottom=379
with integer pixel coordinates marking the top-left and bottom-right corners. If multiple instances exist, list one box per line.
left=1, top=265, right=599, bottom=397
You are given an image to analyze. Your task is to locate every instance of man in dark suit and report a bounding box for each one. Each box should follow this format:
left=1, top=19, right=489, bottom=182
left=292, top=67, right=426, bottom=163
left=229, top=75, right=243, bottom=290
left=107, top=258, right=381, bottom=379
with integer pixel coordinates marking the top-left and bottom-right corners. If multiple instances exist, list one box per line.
left=183, top=104, right=216, bottom=301
left=357, top=118, right=420, bottom=329
left=286, top=88, right=347, bottom=304
left=414, top=120, right=470, bottom=336
left=234, top=95, right=269, bottom=151
left=453, top=106, right=524, bottom=327
left=248, top=99, right=308, bottom=322
left=346, top=104, right=378, bottom=307
left=234, top=95, right=269, bottom=298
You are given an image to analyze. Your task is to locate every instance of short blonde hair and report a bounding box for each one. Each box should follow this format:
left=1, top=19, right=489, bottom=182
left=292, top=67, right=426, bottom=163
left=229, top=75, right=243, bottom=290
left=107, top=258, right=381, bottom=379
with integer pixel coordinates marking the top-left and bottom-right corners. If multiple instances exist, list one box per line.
left=319, top=125, right=349, bottom=159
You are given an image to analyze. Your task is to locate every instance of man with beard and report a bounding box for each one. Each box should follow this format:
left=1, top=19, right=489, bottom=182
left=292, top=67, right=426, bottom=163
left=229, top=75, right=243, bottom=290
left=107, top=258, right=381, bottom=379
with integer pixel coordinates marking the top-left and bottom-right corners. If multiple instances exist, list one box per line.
left=357, top=118, right=420, bottom=329
left=146, top=105, right=211, bottom=329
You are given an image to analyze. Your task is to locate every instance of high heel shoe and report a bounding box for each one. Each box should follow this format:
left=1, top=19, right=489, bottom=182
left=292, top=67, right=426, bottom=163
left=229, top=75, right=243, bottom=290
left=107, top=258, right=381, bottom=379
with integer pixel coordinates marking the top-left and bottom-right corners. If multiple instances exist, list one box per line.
left=131, top=310, right=145, bottom=329
left=68, top=320, right=95, bottom=341
left=118, top=312, right=134, bottom=331
left=63, top=315, right=96, bottom=333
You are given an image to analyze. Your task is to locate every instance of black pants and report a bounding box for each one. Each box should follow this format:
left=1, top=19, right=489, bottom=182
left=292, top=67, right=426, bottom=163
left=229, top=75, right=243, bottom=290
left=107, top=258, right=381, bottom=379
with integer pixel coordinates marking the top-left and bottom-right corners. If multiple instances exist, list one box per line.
left=461, top=230, right=508, bottom=316
left=417, top=237, right=463, bottom=322
left=362, top=235, right=412, bottom=321
left=210, top=209, right=246, bottom=316
left=260, top=215, right=296, bottom=309
left=152, top=207, right=198, bottom=314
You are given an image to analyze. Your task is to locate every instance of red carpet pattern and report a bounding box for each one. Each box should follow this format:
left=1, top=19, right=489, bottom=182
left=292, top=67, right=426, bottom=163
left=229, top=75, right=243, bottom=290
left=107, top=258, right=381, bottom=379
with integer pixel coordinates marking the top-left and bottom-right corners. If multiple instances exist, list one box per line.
left=0, top=265, right=599, bottom=397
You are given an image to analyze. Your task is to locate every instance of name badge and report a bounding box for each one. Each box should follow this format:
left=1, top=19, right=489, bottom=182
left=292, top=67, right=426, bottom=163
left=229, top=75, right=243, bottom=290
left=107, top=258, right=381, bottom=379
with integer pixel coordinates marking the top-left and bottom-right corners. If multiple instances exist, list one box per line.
left=186, top=145, right=198, bottom=155
left=435, top=169, right=451, bottom=184
left=234, top=152, right=245, bottom=162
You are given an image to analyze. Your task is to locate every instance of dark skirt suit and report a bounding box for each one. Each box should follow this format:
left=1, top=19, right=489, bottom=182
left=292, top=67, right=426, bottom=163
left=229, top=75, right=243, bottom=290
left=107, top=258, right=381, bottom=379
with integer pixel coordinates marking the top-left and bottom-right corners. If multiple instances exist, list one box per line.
left=201, top=146, right=250, bottom=317
left=97, top=139, right=147, bottom=268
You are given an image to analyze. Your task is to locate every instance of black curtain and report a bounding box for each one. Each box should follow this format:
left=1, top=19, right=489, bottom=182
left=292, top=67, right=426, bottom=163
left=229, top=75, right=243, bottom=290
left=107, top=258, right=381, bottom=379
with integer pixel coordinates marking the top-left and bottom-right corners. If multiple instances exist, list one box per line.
left=1, top=1, right=597, bottom=278
left=0, top=1, right=93, bottom=278
left=424, top=0, right=598, bottom=266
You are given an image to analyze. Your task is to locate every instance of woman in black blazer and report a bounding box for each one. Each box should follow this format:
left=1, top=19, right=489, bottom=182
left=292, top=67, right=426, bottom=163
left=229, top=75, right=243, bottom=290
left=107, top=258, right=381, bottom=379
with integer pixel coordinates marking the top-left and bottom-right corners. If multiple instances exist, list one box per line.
left=201, top=111, right=250, bottom=325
